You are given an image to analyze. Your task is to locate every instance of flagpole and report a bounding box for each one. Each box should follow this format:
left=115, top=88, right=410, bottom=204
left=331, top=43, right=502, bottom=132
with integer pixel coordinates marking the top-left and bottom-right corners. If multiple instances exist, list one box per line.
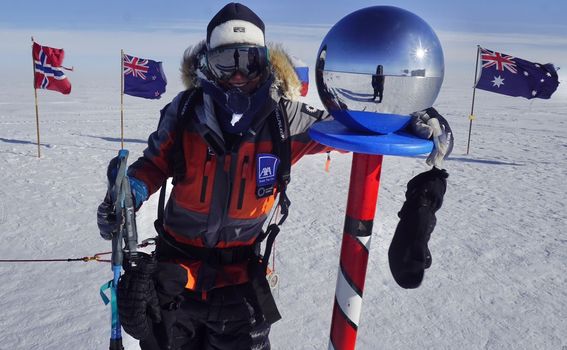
left=120, top=49, right=125, bottom=150
left=467, top=45, right=481, bottom=155
left=31, top=36, right=41, bottom=158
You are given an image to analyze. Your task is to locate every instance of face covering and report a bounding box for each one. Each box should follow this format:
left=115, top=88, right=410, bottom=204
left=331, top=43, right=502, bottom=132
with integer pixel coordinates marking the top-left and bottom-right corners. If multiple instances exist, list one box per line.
left=200, top=74, right=274, bottom=134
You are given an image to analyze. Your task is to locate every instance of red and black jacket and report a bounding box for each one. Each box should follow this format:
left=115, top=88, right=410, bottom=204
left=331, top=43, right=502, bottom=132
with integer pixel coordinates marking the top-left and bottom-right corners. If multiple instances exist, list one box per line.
left=128, top=45, right=332, bottom=291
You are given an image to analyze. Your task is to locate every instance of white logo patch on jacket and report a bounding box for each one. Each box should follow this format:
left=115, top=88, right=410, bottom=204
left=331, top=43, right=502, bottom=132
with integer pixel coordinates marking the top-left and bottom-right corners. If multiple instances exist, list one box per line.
left=256, top=153, right=280, bottom=198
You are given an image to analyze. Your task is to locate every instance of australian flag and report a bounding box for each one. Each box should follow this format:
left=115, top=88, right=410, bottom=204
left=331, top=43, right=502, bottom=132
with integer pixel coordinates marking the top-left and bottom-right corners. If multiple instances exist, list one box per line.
left=475, top=47, right=559, bottom=99
left=123, top=54, right=167, bottom=99
left=33, top=42, right=72, bottom=95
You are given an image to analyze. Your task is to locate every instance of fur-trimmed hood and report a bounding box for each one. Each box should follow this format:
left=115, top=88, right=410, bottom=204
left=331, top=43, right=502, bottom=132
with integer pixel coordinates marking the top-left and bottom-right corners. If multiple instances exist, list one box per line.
left=180, top=41, right=302, bottom=101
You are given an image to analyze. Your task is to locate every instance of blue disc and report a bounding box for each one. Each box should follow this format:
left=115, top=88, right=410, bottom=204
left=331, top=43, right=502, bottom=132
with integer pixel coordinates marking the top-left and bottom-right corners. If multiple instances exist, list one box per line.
left=309, top=120, right=433, bottom=156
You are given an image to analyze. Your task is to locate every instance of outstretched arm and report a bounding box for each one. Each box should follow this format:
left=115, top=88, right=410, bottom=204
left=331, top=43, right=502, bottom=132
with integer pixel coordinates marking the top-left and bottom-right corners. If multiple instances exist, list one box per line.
left=282, top=99, right=341, bottom=164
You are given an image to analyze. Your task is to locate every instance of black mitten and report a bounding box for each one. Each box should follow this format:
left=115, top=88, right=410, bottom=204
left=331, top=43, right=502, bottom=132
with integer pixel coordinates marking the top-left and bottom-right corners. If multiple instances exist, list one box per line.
left=117, top=252, right=162, bottom=340
left=97, top=193, right=117, bottom=240
left=388, top=167, right=448, bottom=289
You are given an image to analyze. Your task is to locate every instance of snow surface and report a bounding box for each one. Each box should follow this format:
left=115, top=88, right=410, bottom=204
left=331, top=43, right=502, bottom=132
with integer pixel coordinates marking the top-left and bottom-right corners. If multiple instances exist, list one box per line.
left=1, top=45, right=566, bottom=350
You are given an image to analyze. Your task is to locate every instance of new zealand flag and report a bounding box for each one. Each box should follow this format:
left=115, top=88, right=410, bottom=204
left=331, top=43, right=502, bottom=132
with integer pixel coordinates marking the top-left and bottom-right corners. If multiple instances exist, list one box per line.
left=475, top=47, right=559, bottom=99
left=123, top=54, right=167, bottom=99
left=33, top=42, right=72, bottom=95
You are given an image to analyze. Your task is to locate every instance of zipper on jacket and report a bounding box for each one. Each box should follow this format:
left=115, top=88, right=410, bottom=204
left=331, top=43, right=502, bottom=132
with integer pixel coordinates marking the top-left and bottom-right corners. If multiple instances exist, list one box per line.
left=200, top=150, right=213, bottom=203
left=237, top=156, right=249, bottom=210
left=225, top=151, right=236, bottom=208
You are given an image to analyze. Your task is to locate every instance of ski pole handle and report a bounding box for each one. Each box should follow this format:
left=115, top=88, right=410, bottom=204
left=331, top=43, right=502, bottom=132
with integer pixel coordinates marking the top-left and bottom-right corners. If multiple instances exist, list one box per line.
left=110, top=150, right=129, bottom=267
left=120, top=169, right=139, bottom=259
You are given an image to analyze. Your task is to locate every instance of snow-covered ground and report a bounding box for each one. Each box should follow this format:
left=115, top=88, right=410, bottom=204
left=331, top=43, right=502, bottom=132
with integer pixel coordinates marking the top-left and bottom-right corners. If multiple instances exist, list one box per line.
left=1, top=44, right=566, bottom=350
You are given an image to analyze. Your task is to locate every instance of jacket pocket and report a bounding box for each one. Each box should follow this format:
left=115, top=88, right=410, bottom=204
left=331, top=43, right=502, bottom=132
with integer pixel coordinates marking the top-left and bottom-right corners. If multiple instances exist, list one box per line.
left=237, top=156, right=249, bottom=210
left=200, top=151, right=213, bottom=203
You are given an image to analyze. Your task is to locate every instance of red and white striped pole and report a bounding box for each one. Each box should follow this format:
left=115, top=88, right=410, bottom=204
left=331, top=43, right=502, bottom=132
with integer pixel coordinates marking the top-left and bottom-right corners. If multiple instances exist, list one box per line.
left=329, top=153, right=383, bottom=350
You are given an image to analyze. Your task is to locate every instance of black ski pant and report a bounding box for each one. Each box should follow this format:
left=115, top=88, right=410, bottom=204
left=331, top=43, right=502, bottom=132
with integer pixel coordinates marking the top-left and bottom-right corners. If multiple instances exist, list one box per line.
left=140, top=275, right=270, bottom=350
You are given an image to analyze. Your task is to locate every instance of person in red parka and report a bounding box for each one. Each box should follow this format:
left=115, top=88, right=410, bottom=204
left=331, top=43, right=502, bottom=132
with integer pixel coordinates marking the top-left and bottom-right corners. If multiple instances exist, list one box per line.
left=98, top=3, right=334, bottom=349
left=97, top=3, right=453, bottom=349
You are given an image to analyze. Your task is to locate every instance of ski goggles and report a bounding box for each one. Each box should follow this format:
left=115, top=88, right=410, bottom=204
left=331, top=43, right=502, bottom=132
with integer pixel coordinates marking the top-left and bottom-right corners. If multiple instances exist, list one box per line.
left=206, top=45, right=270, bottom=82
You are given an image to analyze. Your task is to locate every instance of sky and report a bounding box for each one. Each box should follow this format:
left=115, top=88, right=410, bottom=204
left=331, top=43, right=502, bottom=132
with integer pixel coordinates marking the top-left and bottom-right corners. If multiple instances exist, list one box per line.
left=2, top=0, right=567, bottom=34
left=1, top=0, right=566, bottom=93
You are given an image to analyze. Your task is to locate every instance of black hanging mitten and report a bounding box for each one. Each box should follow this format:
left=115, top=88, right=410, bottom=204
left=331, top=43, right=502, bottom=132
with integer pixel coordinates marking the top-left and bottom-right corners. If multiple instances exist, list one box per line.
left=388, top=167, right=448, bottom=289
left=117, top=252, right=162, bottom=340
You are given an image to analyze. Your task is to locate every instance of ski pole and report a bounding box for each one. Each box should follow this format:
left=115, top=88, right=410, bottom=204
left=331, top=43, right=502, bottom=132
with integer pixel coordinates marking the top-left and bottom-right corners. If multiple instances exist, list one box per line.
left=109, top=149, right=128, bottom=350
left=102, top=149, right=139, bottom=350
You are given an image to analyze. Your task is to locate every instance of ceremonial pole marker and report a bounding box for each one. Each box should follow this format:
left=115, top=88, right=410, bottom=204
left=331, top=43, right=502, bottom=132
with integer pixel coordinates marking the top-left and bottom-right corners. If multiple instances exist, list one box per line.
left=311, top=5, right=443, bottom=348
left=310, top=122, right=433, bottom=350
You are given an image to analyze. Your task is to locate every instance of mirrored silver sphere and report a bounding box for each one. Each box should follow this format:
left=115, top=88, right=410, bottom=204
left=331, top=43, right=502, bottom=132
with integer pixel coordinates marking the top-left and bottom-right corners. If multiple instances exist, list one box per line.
left=316, top=6, right=444, bottom=133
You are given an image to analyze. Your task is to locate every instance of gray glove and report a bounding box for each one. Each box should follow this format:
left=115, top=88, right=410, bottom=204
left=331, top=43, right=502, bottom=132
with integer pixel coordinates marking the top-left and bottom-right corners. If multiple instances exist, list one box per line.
left=409, top=107, right=453, bottom=168
left=97, top=193, right=117, bottom=240
left=97, top=156, right=148, bottom=241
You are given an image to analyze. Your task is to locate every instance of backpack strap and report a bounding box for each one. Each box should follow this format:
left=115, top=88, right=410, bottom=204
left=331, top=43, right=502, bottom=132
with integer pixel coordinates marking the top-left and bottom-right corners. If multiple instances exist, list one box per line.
left=249, top=101, right=293, bottom=325
left=247, top=102, right=291, bottom=324
left=171, top=89, right=200, bottom=185
left=268, top=100, right=292, bottom=225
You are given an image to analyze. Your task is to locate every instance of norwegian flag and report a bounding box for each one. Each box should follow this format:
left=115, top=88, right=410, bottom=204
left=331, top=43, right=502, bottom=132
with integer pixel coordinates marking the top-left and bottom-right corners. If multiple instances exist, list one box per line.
left=475, top=47, right=559, bottom=99
left=123, top=53, right=167, bottom=99
left=33, top=42, right=72, bottom=95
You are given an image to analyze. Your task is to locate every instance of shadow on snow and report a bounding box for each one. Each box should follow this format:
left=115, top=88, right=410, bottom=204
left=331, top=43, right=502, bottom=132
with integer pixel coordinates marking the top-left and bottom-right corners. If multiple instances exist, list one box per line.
left=0, top=137, right=52, bottom=147
left=82, top=135, right=147, bottom=144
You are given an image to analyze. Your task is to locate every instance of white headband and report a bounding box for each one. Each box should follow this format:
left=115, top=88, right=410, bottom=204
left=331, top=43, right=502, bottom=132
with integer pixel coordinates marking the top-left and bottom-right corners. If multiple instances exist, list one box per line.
left=208, top=19, right=265, bottom=49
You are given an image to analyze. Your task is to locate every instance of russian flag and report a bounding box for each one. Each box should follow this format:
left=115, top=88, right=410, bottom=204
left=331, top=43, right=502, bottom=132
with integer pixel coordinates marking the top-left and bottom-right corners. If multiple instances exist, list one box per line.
left=290, top=56, right=309, bottom=97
